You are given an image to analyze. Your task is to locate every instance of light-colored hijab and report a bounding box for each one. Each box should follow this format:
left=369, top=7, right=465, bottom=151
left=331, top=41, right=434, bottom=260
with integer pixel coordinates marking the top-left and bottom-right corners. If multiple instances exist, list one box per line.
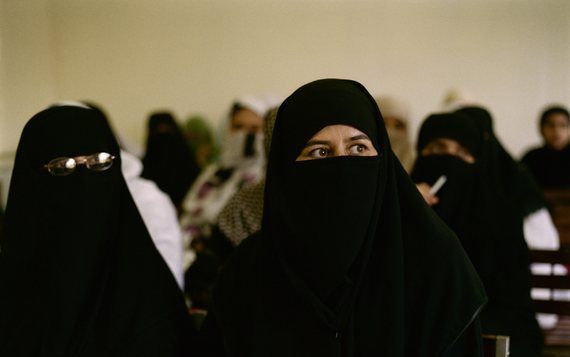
left=374, top=95, right=415, bottom=172
left=216, top=107, right=278, bottom=245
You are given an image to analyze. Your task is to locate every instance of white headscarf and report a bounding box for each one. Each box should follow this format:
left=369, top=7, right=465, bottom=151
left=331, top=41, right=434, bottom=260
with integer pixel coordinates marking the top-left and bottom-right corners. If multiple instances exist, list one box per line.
left=180, top=96, right=281, bottom=249
left=375, top=95, right=415, bottom=172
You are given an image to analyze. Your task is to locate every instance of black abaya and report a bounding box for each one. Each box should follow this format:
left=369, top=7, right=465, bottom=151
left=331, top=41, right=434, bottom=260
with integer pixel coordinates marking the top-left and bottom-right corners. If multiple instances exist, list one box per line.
left=198, top=79, right=487, bottom=357
left=455, top=106, right=546, bottom=217
left=412, top=112, right=543, bottom=357
left=0, top=106, right=192, bottom=356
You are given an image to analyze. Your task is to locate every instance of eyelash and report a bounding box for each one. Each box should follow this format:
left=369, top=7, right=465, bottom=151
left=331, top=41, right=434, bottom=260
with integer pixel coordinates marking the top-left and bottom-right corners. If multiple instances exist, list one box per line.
left=350, top=144, right=366, bottom=154
left=308, top=147, right=330, bottom=158
left=307, top=144, right=368, bottom=158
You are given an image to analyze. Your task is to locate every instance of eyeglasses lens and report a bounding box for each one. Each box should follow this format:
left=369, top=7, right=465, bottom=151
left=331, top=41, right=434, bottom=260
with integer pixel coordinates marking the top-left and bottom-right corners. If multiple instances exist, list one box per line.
left=85, top=152, right=114, bottom=171
left=47, top=158, right=77, bottom=176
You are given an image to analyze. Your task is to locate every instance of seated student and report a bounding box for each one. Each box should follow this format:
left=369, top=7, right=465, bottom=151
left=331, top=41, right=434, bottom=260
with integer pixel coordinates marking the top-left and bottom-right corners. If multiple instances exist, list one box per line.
left=180, top=97, right=279, bottom=256
left=412, top=113, right=543, bottom=357
left=185, top=115, right=219, bottom=169
left=198, top=79, right=486, bottom=357
left=0, top=106, right=192, bottom=355
left=215, top=107, right=278, bottom=249
left=142, top=111, right=201, bottom=211
left=522, top=106, right=570, bottom=188
left=180, top=99, right=278, bottom=309
left=454, top=106, right=563, bottom=328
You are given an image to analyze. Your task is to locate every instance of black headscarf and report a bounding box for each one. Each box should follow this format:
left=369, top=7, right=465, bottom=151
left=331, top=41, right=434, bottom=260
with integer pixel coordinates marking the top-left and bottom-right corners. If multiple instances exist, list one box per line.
left=455, top=106, right=546, bottom=217
left=200, top=79, right=486, bottom=357
left=412, top=113, right=543, bottom=357
left=0, top=106, right=192, bottom=356
left=521, top=106, right=570, bottom=188
left=142, top=112, right=200, bottom=208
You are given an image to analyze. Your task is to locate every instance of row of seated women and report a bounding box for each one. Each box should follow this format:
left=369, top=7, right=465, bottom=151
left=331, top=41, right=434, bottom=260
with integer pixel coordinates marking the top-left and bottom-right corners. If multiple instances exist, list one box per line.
left=0, top=79, right=568, bottom=356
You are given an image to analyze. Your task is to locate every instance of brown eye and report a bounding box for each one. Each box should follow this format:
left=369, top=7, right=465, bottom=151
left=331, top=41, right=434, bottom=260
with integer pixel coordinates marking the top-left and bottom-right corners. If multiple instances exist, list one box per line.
left=309, top=148, right=329, bottom=158
left=349, top=144, right=366, bottom=155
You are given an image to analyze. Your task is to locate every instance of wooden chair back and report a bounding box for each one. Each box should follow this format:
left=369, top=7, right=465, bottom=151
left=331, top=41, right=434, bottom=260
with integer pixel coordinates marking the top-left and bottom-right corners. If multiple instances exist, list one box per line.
left=529, top=249, right=570, bottom=347
left=482, top=335, right=509, bottom=357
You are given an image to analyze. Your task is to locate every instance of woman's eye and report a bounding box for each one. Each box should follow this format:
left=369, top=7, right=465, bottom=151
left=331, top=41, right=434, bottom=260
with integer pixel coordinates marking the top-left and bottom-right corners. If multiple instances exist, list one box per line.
left=349, top=144, right=366, bottom=155
left=309, top=148, right=329, bottom=158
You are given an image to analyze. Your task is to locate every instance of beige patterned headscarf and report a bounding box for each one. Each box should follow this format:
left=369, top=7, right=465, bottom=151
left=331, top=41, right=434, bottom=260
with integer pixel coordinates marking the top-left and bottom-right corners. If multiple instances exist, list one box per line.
left=217, top=107, right=278, bottom=245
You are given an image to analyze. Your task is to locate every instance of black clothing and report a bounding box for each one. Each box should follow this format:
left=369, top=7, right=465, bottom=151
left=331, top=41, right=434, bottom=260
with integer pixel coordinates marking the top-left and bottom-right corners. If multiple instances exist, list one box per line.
left=199, top=79, right=487, bottom=357
left=416, top=113, right=482, bottom=158
left=0, top=106, right=192, bottom=356
left=413, top=112, right=543, bottom=357
left=455, top=106, right=546, bottom=217
left=142, top=112, right=200, bottom=208
left=522, top=145, right=570, bottom=189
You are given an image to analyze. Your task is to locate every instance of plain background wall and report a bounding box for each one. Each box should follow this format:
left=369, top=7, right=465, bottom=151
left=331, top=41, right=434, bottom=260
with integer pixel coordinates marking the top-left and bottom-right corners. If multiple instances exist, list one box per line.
left=1, top=0, right=569, bottom=161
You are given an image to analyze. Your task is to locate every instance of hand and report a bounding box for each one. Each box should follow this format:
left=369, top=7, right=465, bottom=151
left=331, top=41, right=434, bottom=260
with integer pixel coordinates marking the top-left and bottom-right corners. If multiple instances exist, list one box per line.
left=416, top=183, right=439, bottom=206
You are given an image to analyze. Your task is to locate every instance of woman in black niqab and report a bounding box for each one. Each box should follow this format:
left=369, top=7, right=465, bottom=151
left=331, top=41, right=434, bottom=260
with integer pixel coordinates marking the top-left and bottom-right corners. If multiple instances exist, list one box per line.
left=454, top=106, right=546, bottom=218
left=0, top=106, right=192, bottom=356
left=198, top=79, right=486, bottom=357
left=142, top=111, right=200, bottom=209
left=411, top=112, right=543, bottom=357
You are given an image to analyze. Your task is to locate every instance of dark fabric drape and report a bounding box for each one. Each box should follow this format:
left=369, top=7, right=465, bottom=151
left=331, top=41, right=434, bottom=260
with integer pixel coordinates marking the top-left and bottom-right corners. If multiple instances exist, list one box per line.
left=199, top=79, right=486, bottom=357
left=522, top=145, right=570, bottom=189
left=0, top=106, right=192, bottom=356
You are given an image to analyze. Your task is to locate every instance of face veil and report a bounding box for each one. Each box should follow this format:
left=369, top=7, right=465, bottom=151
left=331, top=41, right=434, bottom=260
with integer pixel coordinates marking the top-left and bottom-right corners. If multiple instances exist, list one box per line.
left=206, top=79, right=486, bottom=357
left=0, top=106, right=191, bottom=356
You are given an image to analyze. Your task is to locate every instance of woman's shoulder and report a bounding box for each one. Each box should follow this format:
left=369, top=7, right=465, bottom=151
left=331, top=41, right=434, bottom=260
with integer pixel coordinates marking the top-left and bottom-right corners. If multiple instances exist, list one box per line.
left=521, top=146, right=545, bottom=163
left=215, top=233, right=264, bottom=289
left=210, top=233, right=268, bottom=323
left=228, top=232, right=263, bottom=263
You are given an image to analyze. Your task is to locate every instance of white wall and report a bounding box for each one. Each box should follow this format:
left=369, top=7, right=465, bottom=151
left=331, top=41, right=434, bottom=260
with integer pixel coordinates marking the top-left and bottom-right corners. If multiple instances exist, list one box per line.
left=0, top=0, right=57, bottom=153
left=0, top=0, right=58, bottom=202
left=1, top=0, right=569, bottom=160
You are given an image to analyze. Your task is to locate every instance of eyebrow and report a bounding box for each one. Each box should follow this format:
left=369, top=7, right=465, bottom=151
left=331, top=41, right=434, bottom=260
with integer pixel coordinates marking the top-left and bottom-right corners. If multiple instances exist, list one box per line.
left=303, top=135, right=372, bottom=148
left=348, top=134, right=370, bottom=142
left=305, top=139, right=331, bottom=147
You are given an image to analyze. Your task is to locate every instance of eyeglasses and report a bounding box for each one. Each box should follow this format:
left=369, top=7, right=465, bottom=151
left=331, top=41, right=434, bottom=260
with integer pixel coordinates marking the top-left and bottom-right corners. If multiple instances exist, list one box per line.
left=44, top=152, right=116, bottom=176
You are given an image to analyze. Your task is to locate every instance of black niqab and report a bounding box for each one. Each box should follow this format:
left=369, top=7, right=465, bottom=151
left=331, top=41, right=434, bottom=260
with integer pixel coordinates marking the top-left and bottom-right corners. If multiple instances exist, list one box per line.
left=200, top=79, right=486, bottom=357
left=0, top=106, right=191, bottom=356
left=142, top=112, right=200, bottom=208
left=412, top=112, right=543, bottom=357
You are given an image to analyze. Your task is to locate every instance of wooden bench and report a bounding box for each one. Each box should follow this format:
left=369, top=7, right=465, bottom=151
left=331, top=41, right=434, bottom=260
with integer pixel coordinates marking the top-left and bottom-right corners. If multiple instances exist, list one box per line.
left=529, top=249, right=570, bottom=349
